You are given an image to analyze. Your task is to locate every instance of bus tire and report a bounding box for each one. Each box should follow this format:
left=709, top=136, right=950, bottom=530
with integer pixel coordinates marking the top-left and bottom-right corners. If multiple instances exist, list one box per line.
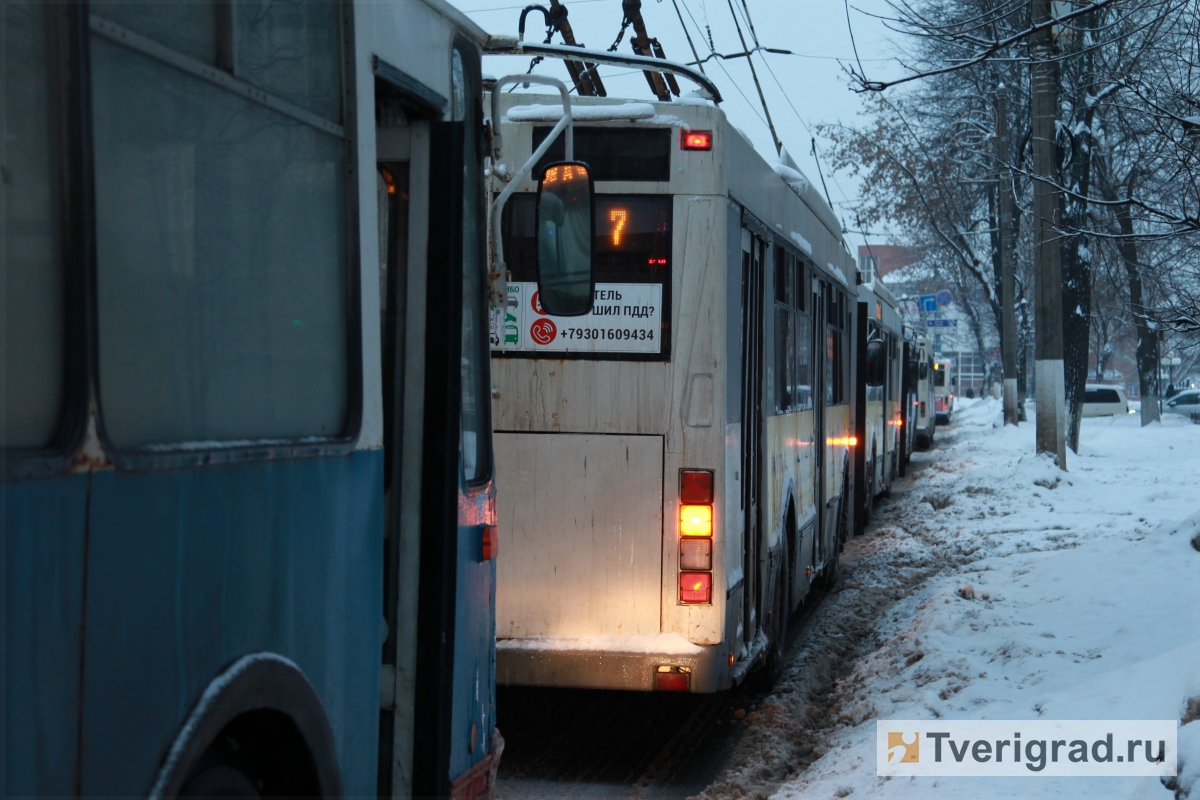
left=753, top=575, right=788, bottom=690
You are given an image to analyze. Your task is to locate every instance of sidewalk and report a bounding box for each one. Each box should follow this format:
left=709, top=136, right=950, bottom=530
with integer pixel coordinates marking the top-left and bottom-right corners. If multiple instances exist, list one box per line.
left=771, top=399, right=1200, bottom=800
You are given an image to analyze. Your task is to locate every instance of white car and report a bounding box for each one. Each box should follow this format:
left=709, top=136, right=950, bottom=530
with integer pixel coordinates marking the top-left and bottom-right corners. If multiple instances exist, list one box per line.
left=1082, top=384, right=1130, bottom=417
left=1164, top=388, right=1200, bottom=421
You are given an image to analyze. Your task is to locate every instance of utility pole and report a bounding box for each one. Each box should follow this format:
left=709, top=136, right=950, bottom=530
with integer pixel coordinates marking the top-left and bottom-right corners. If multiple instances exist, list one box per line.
left=1030, top=0, right=1066, bottom=467
left=995, top=87, right=1019, bottom=426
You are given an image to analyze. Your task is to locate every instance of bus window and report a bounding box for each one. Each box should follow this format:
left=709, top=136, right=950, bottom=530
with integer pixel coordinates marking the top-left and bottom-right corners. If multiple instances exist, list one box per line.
left=455, top=45, right=492, bottom=484
left=3, top=1, right=65, bottom=449
left=774, top=247, right=811, bottom=412
left=90, top=6, right=350, bottom=447
left=499, top=194, right=671, bottom=358
left=531, top=126, right=671, bottom=182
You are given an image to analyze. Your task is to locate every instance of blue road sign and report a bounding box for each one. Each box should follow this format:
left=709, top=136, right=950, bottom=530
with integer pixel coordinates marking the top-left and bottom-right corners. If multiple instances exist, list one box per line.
left=927, top=318, right=958, bottom=328
left=919, top=294, right=938, bottom=313
left=936, top=289, right=954, bottom=307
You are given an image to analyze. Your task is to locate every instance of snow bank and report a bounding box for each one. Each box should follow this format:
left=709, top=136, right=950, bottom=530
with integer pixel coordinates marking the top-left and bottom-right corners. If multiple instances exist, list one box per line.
left=504, top=102, right=655, bottom=122
left=496, top=632, right=703, bottom=655
left=1171, top=722, right=1200, bottom=799
left=762, top=406, right=1200, bottom=800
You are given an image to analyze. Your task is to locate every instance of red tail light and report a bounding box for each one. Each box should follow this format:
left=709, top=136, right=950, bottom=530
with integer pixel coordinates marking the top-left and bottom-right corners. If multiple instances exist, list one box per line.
left=680, top=470, right=714, bottom=504
left=682, top=131, right=713, bottom=151
left=679, top=470, right=714, bottom=603
left=680, top=572, right=711, bottom=604
left=656, top=666, right=691, bottom=691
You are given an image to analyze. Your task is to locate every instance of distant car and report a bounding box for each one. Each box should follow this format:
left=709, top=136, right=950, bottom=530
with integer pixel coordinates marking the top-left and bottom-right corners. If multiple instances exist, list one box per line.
left=1163, top=388, right=1200, bottom=421
left=1082, top=384, right=1130, bottom=417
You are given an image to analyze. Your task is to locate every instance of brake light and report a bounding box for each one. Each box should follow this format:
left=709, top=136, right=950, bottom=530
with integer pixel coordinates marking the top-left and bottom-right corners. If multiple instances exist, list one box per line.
left=680, top=572, right=711, bottom=603
left=680, top=504, right=712, bottom=536
left=682, top=130, right=713, bottom=151
left=680, top=470, right=714, bottom=504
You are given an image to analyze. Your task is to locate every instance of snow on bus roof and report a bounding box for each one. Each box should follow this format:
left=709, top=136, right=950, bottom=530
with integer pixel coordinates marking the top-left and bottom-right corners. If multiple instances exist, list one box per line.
left=789, top=231, right=813, bottom=256
left=504, top=102, right=656, bottom=123
left=496, top=632, right=703, bottom=655
left=827, top=263, right=848, bottom=287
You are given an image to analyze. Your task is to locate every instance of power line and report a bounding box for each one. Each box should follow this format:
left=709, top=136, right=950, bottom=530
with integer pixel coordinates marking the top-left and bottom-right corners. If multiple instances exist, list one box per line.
left=676, top=0, right=771, bottom=129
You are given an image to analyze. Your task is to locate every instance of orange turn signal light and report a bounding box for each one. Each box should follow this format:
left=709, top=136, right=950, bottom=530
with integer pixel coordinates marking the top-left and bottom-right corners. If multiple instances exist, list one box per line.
left=481, top=525, right=498, bottom=561
left=680, top=504, right=713, bottom=536
left=825, top=436, right=858, bottom=447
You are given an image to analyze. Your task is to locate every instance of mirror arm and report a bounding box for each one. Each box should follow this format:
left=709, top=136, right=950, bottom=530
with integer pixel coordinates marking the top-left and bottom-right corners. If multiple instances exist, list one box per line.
left=486, top=75, right=575, bottom=346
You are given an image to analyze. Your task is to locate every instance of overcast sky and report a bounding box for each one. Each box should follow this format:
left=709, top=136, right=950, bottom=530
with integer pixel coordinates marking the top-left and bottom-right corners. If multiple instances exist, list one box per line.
left=449, top=0, right=908, bottom=252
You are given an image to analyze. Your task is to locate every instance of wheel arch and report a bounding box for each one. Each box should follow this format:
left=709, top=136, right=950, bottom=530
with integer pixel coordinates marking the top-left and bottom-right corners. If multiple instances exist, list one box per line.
left=148, top=653, right=343, bottom=799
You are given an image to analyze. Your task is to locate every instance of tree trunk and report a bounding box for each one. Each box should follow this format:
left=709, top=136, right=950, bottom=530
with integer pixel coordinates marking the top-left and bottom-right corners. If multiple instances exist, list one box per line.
left=1060, top=15, right=1097, bottom=454
left=1115, top=201, right=1160, bottom=425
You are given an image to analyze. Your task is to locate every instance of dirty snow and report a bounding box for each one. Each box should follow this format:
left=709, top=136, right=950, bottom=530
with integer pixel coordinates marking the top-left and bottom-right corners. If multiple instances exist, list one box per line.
left=696, top=398, right=1200, bottom=800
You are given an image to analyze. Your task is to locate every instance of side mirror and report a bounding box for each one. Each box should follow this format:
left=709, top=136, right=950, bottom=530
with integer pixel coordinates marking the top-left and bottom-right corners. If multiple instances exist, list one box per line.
left=536, top=161, right=595, bottom=316
left=866, top=340, right=885, bottom=387
left=919, top=362, right=929, bottom=380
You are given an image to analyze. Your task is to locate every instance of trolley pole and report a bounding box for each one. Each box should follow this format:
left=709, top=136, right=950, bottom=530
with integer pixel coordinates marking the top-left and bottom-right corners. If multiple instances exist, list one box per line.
left=996, top=88, right=1019, bottom=426
left=1030, top=0, right=1066, bottom=467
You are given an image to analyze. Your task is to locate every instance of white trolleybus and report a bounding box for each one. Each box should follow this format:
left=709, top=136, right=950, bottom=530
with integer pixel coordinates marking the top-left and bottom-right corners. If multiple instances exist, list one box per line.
left=853, top=278, right=903, bottom=531
left=486, top=90, right=859, bottom=693
left=911, top=332, right=937, bottom=449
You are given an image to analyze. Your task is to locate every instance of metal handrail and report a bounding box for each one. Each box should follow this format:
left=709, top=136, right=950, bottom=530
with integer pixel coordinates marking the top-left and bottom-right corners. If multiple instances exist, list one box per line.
left=484, top=38, right=722, bottom=103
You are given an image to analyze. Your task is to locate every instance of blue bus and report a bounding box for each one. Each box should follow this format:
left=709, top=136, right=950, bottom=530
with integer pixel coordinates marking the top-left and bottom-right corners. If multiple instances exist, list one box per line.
left=5, top=0, right=505, bottom=795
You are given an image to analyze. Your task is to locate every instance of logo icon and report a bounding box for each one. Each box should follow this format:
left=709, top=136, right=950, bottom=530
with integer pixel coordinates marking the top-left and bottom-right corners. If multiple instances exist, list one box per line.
left=887, top=732, right=920, bottom=764
left=532, top=291, right=549, bottom=316
left=530, top=318, right=557, bottom=346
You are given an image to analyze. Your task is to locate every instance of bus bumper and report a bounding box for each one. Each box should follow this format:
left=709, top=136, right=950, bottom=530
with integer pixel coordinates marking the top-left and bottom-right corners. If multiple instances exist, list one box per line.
left=495, top=636, right=727, bottom=693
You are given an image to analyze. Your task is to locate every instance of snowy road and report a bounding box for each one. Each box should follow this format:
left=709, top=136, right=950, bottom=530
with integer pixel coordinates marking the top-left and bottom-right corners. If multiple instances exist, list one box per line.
left=494, top=400, right=1200, bottom=800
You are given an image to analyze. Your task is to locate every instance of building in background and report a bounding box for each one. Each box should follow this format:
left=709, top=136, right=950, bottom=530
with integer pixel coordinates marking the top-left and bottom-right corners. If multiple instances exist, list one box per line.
left=857, top=245, right=926, bottom=280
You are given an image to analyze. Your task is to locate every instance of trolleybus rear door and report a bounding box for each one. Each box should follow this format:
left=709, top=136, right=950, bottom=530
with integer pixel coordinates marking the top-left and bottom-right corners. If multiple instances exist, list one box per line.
left=739, top=228, right=766, bottom=643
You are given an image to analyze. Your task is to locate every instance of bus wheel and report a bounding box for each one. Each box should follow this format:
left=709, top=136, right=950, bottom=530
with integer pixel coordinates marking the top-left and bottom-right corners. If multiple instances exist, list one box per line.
left=754, top=577, right=788, bottom=690
left=180, top=766, right=259, bottom=798
left=817, top=546, right=840, bottom=590
left=862, top=457, right=875, bottom=527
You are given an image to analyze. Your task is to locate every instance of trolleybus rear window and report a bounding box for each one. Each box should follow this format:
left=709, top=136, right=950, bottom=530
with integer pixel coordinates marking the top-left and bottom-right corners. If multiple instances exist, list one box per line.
left=495, top=194, right=671, bottom=359
left=532, top=127, right=671, bottom=182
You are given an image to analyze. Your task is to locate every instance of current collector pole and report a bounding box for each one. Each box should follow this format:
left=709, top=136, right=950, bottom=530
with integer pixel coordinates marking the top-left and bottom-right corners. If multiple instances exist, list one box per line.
left=1030, top=0, right=1066, bottom=467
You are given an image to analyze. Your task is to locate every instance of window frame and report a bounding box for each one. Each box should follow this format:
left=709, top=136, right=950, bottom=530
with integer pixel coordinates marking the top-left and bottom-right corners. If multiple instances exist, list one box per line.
left=453, top=37, right=494, bottom=490
left=5, top=4, right=94, bottom=480
left=86, top=0, right=362, bottom=471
